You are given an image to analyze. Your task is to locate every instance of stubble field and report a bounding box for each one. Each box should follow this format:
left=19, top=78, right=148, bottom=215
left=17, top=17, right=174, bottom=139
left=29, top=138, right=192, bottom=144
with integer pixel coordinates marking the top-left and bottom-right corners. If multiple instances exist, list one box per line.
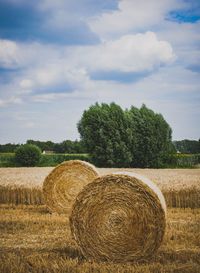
left=0, top=167, right=200, bottom=272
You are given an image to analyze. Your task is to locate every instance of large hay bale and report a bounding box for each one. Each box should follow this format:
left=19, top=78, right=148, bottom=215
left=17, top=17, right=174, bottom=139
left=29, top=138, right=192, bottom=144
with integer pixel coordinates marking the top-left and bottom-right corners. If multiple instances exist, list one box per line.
left=42, top=160, right=99, bottom=213
left=70, top=172, right=166, bottom=262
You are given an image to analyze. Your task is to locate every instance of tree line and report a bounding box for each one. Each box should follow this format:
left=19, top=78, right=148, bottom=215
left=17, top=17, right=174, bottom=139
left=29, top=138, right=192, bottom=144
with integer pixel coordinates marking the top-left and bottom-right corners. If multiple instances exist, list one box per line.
left=0, top=140, right=86, bottom=154
left=1, top=102, right=199, bottom=168
left=173, top=139, right=200, bottom=154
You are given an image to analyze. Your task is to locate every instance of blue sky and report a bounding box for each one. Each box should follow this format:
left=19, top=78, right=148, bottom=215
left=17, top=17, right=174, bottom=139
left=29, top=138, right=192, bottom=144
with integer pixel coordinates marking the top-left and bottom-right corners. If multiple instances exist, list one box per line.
left=0, top=0, right=200, bottom=143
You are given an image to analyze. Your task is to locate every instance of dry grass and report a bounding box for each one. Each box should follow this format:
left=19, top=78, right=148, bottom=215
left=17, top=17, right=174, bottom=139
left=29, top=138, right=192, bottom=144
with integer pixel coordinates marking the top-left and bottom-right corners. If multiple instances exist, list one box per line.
left=0, top=167, right=200, bottom=208
left=0, top=205, right=199, bottom=272
left=99, top=168, right=200, bottom=191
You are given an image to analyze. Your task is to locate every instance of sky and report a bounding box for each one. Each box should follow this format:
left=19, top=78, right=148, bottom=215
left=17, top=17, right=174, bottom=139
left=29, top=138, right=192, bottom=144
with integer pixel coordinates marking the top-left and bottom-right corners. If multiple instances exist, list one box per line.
left=0, top=0, right=200, bottom=144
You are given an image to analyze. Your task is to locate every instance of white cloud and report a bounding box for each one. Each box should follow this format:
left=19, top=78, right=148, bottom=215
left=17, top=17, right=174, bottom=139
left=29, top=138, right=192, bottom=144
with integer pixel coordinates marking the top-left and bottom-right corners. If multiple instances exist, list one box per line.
left=88, top=0, right=185, bottom=39
left=0, top=40, right=19, bottom=68
left=0, top=39, right=62, bottom=70
left=38, top=0, right=97, bottom=32
left=35, top=67, right=61, bottom=86
left=0, top=31, right=175, bottom=112
left=1, top=59, right=199, bottom=141
left=30, top=32, right=175, bottom=78
left=0, top=96, right=23, bottom=107
left=23, top=64, right=90, bottom=92
left=19, top=79, right=34, bottom=89
left=0, top=31, right=174, bottom=104
left=158, top=21, right=200, bottom=48
left=32, top=92, right=70, bottom=103
left=77, top=32, right=175, bottom=72
left=157, top=21, right=200, bottom=69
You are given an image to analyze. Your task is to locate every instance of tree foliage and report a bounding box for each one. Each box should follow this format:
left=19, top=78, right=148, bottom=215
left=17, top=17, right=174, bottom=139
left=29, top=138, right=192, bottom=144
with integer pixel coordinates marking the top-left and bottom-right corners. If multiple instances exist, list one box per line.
left=78, top=103, right=132, bottom=167
left=127, top=104, right=174, bottom=167
left=173, top=139, right=200, bottom=154
left=78, top=102, right=173, bottom=167
left=0, top=140, right=86, bottom=154
left=0, top=143, right=20, bottom=153
left=26, top=140, right=55, bottom=152
left=26, top=139, right=86, bottom=154
left=15, top=144, right=41, bottom=167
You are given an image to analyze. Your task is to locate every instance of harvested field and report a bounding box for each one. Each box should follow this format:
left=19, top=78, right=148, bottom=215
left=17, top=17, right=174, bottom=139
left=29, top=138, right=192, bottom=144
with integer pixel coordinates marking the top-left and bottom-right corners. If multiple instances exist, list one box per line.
left=0, top=205, right=199, bottom=272
left=0, top=167, right=200, bottom=208
left=0, top=167, right=199, bottom=272
left=0, top=167, right=199, bottom=190
left=99, top=168, right=200, bottom=191
left=0, top=167, right=53, bottom=188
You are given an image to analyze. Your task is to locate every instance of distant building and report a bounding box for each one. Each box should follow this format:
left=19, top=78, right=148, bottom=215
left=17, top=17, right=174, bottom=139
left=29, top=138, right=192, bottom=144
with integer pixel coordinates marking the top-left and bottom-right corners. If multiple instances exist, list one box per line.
left=42, top=150, right=54, bottom=154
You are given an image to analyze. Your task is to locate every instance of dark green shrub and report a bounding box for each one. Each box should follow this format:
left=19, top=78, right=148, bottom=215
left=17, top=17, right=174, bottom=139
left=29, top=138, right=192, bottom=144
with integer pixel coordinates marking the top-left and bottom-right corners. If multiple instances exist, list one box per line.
left=0, top=153, right=15, bottom=167
left=163, top=153, right=200, bottom=168
left=15, top=144, right=41, bottom=167
left=175, top=154, right=199, bottom=167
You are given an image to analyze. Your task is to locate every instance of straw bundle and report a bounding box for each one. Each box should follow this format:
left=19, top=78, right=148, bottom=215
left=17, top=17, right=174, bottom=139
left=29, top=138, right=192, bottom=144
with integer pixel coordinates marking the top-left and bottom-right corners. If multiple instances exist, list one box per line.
left=70, top=172, right=166, bottom=262
left=42, top=160, right=99, bottom=213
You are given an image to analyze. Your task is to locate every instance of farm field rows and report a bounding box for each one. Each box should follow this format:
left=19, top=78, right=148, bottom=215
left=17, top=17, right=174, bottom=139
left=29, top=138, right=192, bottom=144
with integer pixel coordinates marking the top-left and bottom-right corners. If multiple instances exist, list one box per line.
left=0, top=168, right=200, bottom=208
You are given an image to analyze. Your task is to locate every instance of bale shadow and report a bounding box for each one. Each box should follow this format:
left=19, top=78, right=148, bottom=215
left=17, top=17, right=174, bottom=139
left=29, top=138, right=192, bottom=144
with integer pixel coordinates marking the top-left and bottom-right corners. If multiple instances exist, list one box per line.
left=23, top=205, right=51, bottom=214
left=51, top=245, right=85, bottom=261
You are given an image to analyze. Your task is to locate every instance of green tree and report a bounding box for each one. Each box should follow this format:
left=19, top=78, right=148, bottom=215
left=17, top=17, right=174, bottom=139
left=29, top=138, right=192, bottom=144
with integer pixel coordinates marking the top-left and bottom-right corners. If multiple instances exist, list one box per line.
left=78, top=102, right=132, bottom=167
left=0, top=143, right=20, bottom=153
left=127, top=104, right=173, bottom=167
left=173, top=139, right=200, bottom=154
left=26, top=140, right=54, bottom=151
left=78, top=102, right=173, bottom=167
left=15, top=144, right=41, bottom=167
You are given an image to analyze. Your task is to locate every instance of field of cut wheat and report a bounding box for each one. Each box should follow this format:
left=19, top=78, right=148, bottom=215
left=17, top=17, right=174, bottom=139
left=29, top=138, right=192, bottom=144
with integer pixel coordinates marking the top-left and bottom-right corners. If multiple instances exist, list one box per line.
left=1, top=167, right=200, bottom=189
left=0, top=168, right=200, bottom=208
left=0, top=167, right=200, bottom=272
left=0, top=205, right=199, bottom=273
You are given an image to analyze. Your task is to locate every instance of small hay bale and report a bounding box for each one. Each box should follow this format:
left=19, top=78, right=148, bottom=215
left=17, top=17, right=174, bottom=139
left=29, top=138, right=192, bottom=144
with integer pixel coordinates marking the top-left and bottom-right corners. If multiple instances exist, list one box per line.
left=42, top=160, right=99, bottom=214
left=70, top=172, right=166, bottom=262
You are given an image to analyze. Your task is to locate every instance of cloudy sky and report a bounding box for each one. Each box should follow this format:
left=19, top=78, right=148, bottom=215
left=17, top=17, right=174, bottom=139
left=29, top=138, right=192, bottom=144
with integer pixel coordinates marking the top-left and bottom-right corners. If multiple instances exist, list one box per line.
left=0, top=0, right=199, bottom=144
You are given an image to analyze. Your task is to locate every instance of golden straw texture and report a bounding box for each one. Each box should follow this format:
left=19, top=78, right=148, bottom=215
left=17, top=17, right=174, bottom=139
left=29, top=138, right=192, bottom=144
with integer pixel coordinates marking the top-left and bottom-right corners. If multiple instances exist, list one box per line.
left=70, top=173, right=166, bottom=262
left=114, top=171, right=167, bottom=212
left=42, top=160, right=99, bottom=214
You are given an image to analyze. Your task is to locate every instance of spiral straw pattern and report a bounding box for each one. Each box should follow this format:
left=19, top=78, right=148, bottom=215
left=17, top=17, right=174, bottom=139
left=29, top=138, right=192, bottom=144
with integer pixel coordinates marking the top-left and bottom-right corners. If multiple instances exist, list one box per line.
left=70, top=173, right=166, bottom=262
left=43, top=160, right=99, bottom=214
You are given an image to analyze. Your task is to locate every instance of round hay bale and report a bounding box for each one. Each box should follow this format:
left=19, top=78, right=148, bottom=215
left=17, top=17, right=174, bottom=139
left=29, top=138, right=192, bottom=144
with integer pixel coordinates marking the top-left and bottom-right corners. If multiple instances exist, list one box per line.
left=42, top=160, right=99, bottom=214
left=70, top=172, right=166, bottom=262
